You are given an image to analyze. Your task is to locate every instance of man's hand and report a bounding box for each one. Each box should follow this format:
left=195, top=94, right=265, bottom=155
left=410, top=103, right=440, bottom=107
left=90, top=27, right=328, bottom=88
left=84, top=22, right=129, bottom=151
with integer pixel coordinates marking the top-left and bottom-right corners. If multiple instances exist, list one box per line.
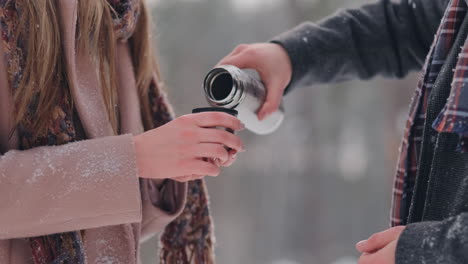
left=356, top=226, right=406, bottom=264
left=217, top=43, right=292, bottom=121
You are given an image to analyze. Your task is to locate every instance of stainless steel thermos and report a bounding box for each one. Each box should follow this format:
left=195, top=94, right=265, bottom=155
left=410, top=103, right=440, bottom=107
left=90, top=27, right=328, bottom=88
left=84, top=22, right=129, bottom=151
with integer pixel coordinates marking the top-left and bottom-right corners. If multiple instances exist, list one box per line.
left=203, top=65, right=284, bottom=135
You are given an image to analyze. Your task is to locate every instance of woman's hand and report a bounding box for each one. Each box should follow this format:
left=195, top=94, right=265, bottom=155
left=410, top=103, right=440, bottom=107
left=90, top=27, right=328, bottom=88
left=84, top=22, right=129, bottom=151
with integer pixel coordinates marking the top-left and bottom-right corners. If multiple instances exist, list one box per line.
left=217, top=43, right=292, bottom=120
left=134, top=112, right=245, bottom=182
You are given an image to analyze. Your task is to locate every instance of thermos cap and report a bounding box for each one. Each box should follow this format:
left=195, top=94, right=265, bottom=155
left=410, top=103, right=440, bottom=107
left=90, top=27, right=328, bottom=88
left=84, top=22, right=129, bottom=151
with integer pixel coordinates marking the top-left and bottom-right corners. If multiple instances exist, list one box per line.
left=192, top=107, right=238, bottom=117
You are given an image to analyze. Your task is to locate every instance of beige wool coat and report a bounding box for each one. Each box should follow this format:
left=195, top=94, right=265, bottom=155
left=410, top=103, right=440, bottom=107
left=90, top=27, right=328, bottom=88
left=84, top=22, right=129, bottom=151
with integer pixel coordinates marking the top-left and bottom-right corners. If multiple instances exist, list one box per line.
left=0, top=1, right=187, bottom=263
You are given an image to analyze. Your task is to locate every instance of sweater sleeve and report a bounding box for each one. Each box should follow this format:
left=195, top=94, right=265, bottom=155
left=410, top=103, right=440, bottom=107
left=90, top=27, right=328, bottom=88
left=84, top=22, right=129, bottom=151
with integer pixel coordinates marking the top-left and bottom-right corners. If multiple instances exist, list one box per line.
left=0, top=134, right=143, bottom=239
left=271, top=0, right=449, bottom=92
left=396, top=213, right=468, bottom=263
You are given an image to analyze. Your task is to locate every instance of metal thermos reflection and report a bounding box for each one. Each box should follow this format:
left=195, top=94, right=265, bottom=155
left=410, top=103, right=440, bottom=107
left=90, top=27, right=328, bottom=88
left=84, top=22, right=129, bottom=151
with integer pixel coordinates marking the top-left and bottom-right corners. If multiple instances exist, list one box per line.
left=203, top=65, right=284, bottom=135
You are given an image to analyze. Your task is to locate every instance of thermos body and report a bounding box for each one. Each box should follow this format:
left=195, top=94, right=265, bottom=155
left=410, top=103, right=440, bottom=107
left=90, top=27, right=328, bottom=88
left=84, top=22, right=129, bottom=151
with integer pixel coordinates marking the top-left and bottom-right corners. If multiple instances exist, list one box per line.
left=203, top=65, right=284, bottom=135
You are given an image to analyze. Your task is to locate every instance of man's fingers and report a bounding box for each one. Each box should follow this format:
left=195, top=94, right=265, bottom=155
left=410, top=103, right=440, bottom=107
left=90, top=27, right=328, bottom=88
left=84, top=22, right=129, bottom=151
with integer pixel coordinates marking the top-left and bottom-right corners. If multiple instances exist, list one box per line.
left=258, top=79, right=285, bottom=120
left=358, top=240, right=397, bottom=264
left=358, top=251, right=380, bottom=264
left=217, top=52, right=254, bottom=69
left=227, top=44, right=250, bottom=58
left=217, top=44, right=251, bottom=67
left=356, top=226, right=405, bottom=253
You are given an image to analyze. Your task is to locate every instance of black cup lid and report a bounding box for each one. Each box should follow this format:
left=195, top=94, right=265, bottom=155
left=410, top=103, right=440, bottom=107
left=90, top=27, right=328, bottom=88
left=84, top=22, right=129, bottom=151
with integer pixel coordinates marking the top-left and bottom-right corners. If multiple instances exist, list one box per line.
left=192, top=107, right=238, bottom=116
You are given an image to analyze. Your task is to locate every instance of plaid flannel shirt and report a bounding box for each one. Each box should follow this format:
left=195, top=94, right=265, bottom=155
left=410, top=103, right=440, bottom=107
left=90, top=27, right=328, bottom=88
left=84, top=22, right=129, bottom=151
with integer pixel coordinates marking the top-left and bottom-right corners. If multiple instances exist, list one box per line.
left=391, top=0, right=468, bottom=226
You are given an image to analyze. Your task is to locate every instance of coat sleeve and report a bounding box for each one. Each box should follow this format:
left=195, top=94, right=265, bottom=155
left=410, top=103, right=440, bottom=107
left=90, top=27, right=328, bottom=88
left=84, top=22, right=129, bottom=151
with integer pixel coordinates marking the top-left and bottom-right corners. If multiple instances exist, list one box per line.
left=396, top=213, right=468, bottom=263
left=139, top=179, right=187, bottom=242
left=0, top=134, right=144, bottom=239
left=271, top=0, right=449, bottom=92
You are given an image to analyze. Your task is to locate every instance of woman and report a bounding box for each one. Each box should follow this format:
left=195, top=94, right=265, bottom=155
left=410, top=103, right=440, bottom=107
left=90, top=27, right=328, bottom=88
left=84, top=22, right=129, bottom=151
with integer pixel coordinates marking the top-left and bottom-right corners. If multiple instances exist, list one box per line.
left=0, top=0, right=244, bottom=263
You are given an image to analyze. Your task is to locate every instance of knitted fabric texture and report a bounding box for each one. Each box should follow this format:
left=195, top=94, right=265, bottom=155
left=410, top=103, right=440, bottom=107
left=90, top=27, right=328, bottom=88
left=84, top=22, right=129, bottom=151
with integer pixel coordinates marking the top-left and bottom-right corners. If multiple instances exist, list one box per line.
left=391, top=0, right=468, bottom=226
left=0, top=0, right=215, bottom=263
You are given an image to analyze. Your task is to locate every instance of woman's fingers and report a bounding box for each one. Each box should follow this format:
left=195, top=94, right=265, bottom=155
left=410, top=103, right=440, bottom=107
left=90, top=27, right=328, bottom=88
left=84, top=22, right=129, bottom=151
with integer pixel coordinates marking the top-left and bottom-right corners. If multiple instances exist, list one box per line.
left=173, top=174, right=205, bottom=182
left=174, top=149, right=235, bottom=182
left=135, top=113, right=244, bottom=180
left=174, top=174, right=207, bottom=182
left=180, top=159, right=221, bottom=177
left=173, top=175, right=196, bottom=182
left=199, top=129, right=244, bottom=152
left=221, top=150, right=237, bottom=167
left=193, top=143, right=230, bottom=164
left=190, top=112, right=244, bottom=131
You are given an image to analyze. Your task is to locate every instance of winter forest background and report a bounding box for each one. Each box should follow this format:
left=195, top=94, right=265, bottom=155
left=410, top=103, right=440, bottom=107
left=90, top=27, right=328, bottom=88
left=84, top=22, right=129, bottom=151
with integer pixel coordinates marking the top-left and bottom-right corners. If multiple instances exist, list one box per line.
left=141, top=0, right=418, bottom=263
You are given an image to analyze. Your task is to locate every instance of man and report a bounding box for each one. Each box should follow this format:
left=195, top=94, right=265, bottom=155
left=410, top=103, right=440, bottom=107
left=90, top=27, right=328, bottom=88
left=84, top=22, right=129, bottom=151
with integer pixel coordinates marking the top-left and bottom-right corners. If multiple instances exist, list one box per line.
left=218, top=0, right=468, bottom=263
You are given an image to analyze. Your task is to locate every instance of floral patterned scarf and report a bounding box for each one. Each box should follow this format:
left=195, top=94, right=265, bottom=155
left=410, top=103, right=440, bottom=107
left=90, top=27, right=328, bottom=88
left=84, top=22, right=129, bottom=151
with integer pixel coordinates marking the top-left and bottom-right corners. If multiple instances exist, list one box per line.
left=0, top=0, right=214, bottom=263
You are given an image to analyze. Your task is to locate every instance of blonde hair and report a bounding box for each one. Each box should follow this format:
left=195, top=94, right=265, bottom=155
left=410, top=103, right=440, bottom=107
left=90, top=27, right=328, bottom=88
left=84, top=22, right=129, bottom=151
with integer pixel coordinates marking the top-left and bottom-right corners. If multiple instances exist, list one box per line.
left=13, top=0, right=158, bottom=135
